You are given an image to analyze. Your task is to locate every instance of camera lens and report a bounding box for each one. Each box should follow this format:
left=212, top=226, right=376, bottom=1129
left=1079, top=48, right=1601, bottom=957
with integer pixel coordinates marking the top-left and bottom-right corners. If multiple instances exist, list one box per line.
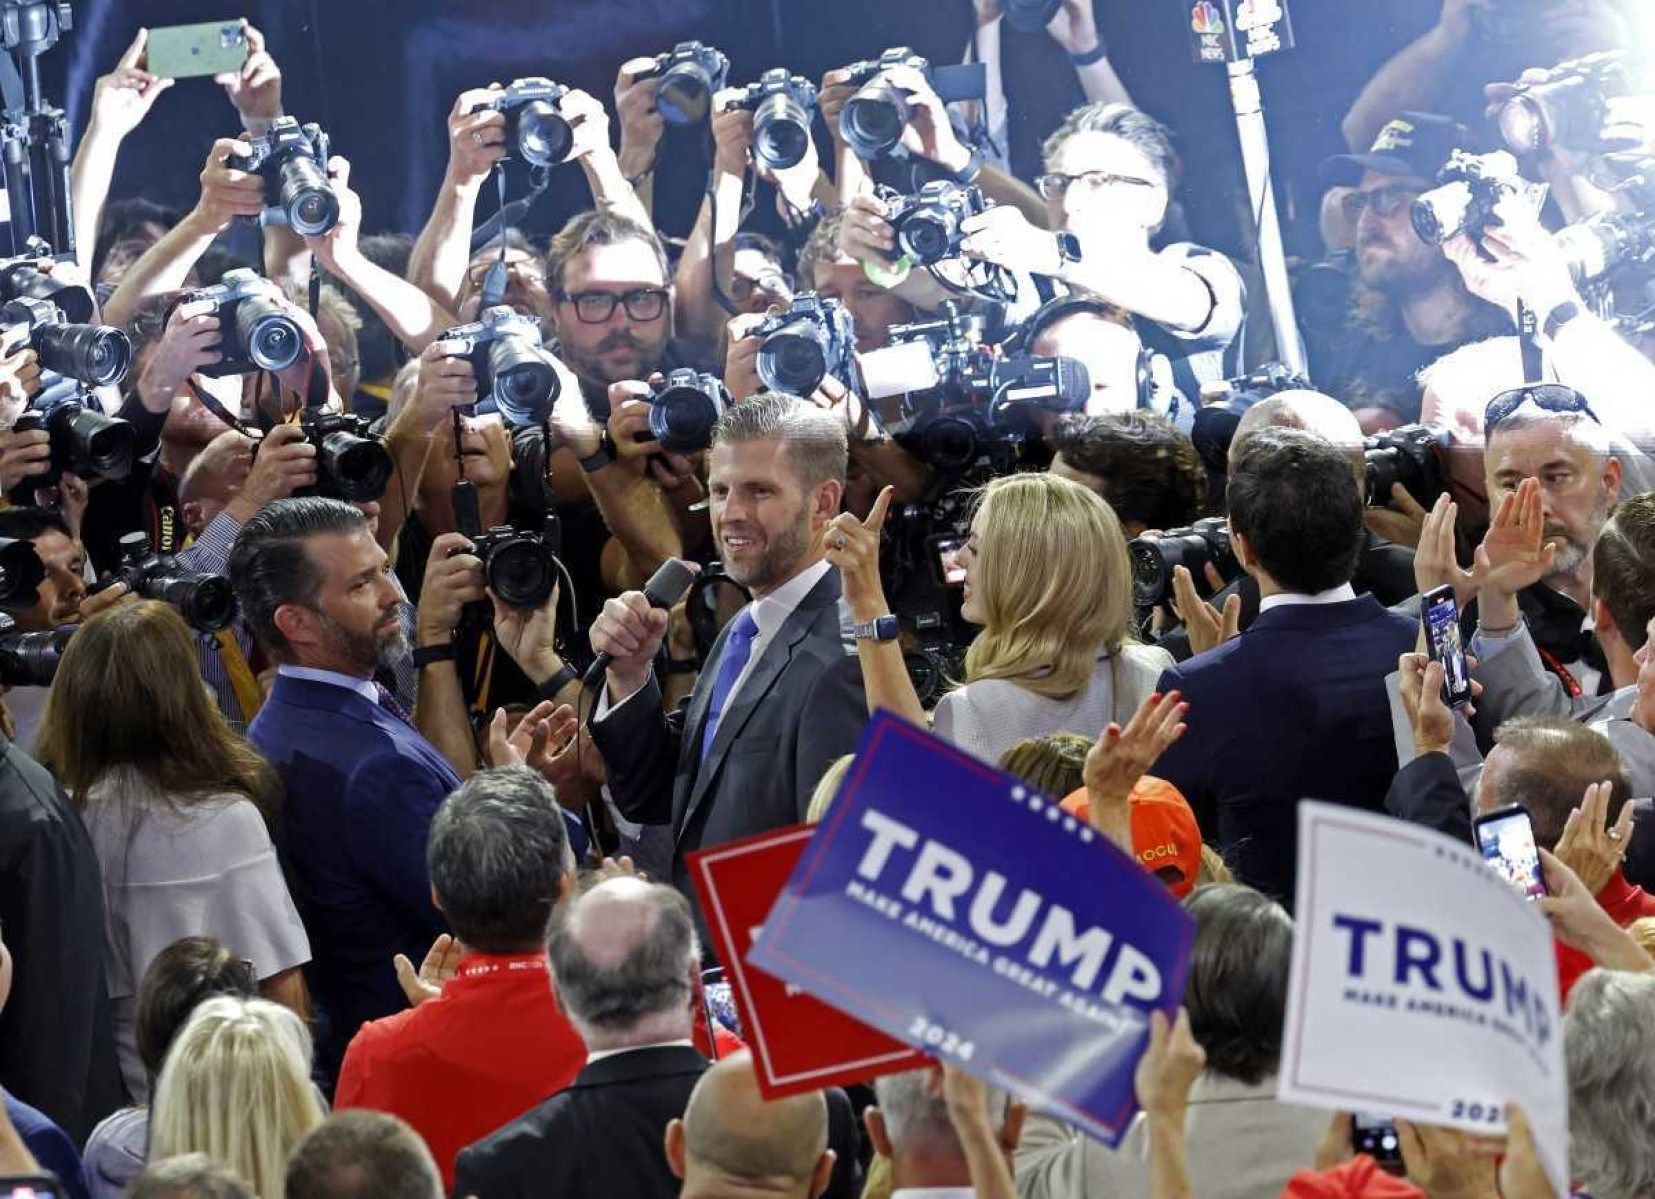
left=320, top=429, right=393, bottom=502
left=278, top=155, right=340, bottom=237
left=54, top=403, right=135, bottom=480
left=1410, top=182, right=1474, bottom=246
left=0, top=263, right=94, bottom=323
left=0, top=538, right=44, bottom=607
left=657, top=62, right=714, bottom=126
left=486, top=536, right=557, bottom=609
left=840, top=83, right=909, bottom=159
left=486, top=337, right=560, bottom=427
left=239, top=296, right=304, bottom=372
left=649, top=379, right=722, bottom=455
left=1498, top=96, right=1548, bottom=156
left=917, top=414, right=981, bottom=474
left=148, top=572, right=238, bottom=633
left=757, top=321, right=829, bottom=396
left=1128, top=539, right=1175, bottom=609
left=32, top=322, right=132, bottom=387
left=752, top=89, right=812, bottom=172
left=515, top=101, right=573, bottom=168
left=0, top=625, right=68, bottom=686
left=896, top=209, right=956, bottom=265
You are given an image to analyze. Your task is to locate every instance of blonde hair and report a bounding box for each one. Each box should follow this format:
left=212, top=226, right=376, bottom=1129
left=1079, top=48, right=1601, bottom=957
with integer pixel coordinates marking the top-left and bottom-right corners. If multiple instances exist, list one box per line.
left=997, top=734, right=1089, bottom=799
left=963, top=473, right=1135, bottom=700
left=150, top=997, right=324, bottom=1199
left=805, top=755, right=855, bottom=825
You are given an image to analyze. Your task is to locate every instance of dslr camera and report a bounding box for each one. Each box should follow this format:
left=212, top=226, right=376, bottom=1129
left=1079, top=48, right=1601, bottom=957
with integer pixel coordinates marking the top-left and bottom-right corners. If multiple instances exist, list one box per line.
left=1410, top=150, right=1530, bottom=246
left=1, top=295, right=130, bottom=390
left=243, top=116, right=339, bottom=237
left=473, top=78, right=574, bottom=170
left=642, top=41, right=729, bottom=126
left=1129, top=518, right=1241, bottom=609
left=452, top=481, right=561, bottom=612
left=0, top=246, right=98, bottom=323
left=0, top=612, right=67, bottom=687
left=110, top=532, right=237, bottom=633
left=294, top=412, right=393, bottom=503
left=838, top=47, right=986, bottom=159
left=887, top=181, right=987, bottom=267
left=647, top=369, right=731, bottom=455
left=442, top=306, right=563, bottom=428
left=731, top=69, right=818, bottom=172
left=1496, top=51, right=1629, bottom=156
left=186, top=268, right=305, bottom=378
left=754, top=293, right=857, bottom=397
left=1363, top=423, right=1446, bottom=511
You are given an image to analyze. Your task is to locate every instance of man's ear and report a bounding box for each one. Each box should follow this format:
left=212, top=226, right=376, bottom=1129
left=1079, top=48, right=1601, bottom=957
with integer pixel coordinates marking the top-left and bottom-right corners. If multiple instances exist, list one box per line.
left=1606, top=455, right=1624, bottom=505
left=272, top=601, right=315, bottom=650
left=809, top=1149, right=837, bottom=1199
left=814, top=478, right=844, bottom=527
left=864, top=1106, right=892, bottom=1159
left=1230, top=528, right=1259, bottom=573
left=1594, top=595, right=1617, bottom=641
left=664, top=1118, right=687, bottom=1181
left=429, top=884, right=444, bottom=913
left=181, top=500, right=206, bottom=538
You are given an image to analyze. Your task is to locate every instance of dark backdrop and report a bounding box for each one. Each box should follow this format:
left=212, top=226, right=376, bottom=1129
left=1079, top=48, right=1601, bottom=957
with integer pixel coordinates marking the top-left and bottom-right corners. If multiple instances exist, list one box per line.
left=50, top=0, right=1451, bottom=260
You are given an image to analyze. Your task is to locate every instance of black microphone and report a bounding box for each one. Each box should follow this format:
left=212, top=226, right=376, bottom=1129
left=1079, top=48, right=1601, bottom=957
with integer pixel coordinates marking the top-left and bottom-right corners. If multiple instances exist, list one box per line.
left=582, top=557, right=699, bottom=689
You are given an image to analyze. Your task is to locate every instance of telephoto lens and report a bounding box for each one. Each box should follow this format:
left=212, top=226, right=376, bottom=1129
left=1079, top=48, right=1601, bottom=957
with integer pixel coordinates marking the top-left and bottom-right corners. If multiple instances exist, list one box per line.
left=0, top=537, right=44, bottom=608
left=0, top=259, right=95, bottom=323
left=13, top=401, right=137, bottom=488
left=0, top=613, right=68, bottom=687
left=31, top=320, right=132, bottom=388
left=841, top=79, right=910, bottom=160
left=112, top=533, right=238, bottom=633
left=647, top=370, right=731, bottom=455
left=485, top=335, right=560, bottom=426
left=654, top=42, right=729, bottom=126
left=277, top=153, right=340, bottom=237
left=758, top=320, right=830, bottom=396
left=471, top=526, right=559, bottom=610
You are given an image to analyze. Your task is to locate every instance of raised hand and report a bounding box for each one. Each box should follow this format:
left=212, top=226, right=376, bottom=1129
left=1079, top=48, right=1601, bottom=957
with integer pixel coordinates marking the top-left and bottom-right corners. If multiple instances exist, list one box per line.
left=88, top=29, right=174, bottom=139
left=1553, top=779, right=1632, bottom=896
left=1084, top=690, right=1187, bottom=853
left=1133, top=1007, right=1206, bottom=1119
left=393, top=932, right=464, bottom=1007
left=821, top=485, right=894, bottom=622
left=1413, top=494, right=1476, bottom=608
left=215, top=22, right=283, bottom=125
left=1169, top=564, right=1240, bottom=657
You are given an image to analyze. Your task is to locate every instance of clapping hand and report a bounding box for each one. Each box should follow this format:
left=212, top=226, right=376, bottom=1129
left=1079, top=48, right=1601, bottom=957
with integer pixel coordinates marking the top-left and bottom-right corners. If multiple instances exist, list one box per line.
left=1084, top=690, right=1187, bottom=853
left=1133, top=1008, right=1206, bottom=1120
left=393, top=933, right=463, bottom=1007
left=1414, top=495, right=1477, bottom=608
left=1553, top=780, right=1633, bottom=896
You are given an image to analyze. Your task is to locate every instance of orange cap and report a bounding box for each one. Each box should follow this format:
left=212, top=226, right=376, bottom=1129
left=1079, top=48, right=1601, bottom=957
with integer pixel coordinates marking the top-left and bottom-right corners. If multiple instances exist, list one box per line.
left=1059, top=777, right=1203, bottom=897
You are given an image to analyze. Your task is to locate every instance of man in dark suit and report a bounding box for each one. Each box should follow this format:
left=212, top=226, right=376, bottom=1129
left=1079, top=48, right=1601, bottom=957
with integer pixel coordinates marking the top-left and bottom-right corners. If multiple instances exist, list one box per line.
left=453, top=877, right=861, bottom=1199
left=1152, top=428, right=1417, bottom=903
left=589, top=392, right=867, bottom=901
left=229, top=497, right=462, bottom=1080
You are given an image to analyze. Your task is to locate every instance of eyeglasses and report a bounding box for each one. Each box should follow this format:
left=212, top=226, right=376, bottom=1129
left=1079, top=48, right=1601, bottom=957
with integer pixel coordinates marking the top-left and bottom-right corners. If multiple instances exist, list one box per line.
left=1483, top=383, right=1601, bottom=433
left=730, top=271, right=792, bottom=305
left=1340, top=183, right=1420, bottom=223
left=1035, top=170, right=1156, bottom=201
left=557, top=287, right=670, bottom=324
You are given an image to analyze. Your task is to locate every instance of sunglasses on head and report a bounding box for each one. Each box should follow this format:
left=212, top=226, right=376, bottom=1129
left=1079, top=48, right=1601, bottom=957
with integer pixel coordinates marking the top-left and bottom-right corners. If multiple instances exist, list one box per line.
left=1483, top=384, right=1599, bottom=434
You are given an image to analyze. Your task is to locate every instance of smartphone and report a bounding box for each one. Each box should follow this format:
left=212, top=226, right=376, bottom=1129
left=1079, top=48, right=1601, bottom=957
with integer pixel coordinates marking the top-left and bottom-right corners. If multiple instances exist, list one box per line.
left=929, top=534, right=967, bottom=587
left=145, top=21, right=248, bottom=80
left=0, top=1178, right=66, bottom=1199
left=1420, top=585, right=1474, bottom=708
left=1352, top=1114, right=1404, bottom=1174
left=1474, top=804, right=1549, bottom=901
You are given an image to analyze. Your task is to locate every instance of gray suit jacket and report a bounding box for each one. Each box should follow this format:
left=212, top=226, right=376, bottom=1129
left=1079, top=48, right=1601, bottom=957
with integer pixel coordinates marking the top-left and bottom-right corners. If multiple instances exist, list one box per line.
left=590, top=568, right=868, bottom=898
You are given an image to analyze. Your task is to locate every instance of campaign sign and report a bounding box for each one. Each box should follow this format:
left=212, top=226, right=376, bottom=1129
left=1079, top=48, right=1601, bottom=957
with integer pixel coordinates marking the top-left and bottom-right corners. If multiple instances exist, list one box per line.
left=749, top=712, right=1195, bottom=1146
left=689, top=826, right=929, bottom=1100
left=1279, top=803, right=1567, bottom=1195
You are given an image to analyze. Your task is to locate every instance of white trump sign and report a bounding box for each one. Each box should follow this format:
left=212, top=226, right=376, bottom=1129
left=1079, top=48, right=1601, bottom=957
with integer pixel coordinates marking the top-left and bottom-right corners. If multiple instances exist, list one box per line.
left=1278, top=802, right=1567, bottom=1194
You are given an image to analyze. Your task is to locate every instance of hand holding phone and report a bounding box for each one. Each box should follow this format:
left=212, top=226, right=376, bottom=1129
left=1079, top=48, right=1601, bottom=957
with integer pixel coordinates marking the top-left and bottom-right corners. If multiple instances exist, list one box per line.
left=144, top=21, right=249, bottom=80
left=1474, top=804, right=1549, bottom=901
left=1352, top=1113, right=1404, bottom=1174
left=1421, top=585, right=1475, bottom=708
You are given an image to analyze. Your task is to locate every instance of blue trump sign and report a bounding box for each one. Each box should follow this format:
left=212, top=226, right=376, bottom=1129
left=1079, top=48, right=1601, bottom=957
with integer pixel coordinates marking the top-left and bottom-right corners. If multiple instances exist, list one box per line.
left=750, top=712, right=1195, bottom=1145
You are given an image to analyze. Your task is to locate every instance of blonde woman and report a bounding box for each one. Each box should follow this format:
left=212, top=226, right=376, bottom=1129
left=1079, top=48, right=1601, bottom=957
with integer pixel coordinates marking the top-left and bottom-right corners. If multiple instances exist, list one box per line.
left=934, top=473, right=1173, bottom=764
left=149, top=997, right=323, bottom=1199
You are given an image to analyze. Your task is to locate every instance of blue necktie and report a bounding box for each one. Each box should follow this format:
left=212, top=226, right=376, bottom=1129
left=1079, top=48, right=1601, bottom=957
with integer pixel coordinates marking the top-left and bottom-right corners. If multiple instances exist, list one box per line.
left=700, top=608, right=759, bottom=763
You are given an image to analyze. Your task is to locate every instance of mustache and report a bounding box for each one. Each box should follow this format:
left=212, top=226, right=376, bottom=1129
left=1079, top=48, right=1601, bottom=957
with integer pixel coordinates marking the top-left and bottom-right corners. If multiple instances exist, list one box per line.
left=598, top=331, right=643, bottom=353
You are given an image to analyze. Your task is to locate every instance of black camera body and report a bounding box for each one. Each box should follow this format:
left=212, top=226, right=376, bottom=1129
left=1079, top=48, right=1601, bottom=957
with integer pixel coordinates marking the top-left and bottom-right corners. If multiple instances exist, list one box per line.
left=475, top=78, right=574, bottom=170
left=1129, top=518, right=1241, bottom=609
left=1557, top=210, right=1655, bottom=289
left=0, top=245, right=94, bottom=323
left=644, top=41, right=730, bottom=126
left=111, top=531, right=237, bottom=633
left=2, top=294, right=130, bottom=389
left=0, top=611, right=67, bottom=687
left=442, top=306, right=562, bottom=428
left=1496, top=51, right=1628, bottom=156
left=648, top=369, right=731, bottom=455
left=1364, top=423, right=1446, bottom=511
left=186, top=268, right=305, bottom=378
left=732, top=68, right=818, bottom=172
left=881, top=489, right=978, bottom=708
left=754, top=292, right=858, bottom=397
left=838, top=47, right=985, bottom=159
left=888, top=181, right=987, bottom=266
left=452, top=479, right=562, bottom=612
left=1410, top=150, right=1528, bottom=246
left=296, top=412, right=392, bottom=503
left=243, top=116, right=338, bottom=237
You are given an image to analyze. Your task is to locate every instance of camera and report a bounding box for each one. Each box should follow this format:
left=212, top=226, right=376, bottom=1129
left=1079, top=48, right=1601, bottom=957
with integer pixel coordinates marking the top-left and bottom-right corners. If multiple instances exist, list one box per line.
left=1129, top=518, right=1240, bottom=609
left=0, top=537, right=43, bottom=607
left=643, top=41, right=729, bottom=126
left=110, top=532, right=237, bottom=633
left=1556, top=211, right=1655, bottom=288
left=0, top=248, right=94, bottom=323
left=1496, top=52, right=1629, bottom=156
left=887, top=181, right=987, bottom=266
left=1190, top=363, right=1310, bottom=476
left=647, top=369, right=731, bottom=455
left=186, top=268, right=305, bottom=378
left=754, top=293, right=858, bottom=397
left=838, top=47, right=986, bottom=160
left=295, top=412, right=392, bottom=503
left=442, top=306, right=562, bottom=427
left=7, top=397, right=134, bottom=496
left=0, top=612, right=67, bottom=687
left=731, top=69, right=818, bottom=173
left=1, top=295, right=130, bottom=389
left=1410, top=150, right=1529, bottom=246
left=451, top=477, right=561, bottom=612
left=883, top=490, right=978, bottom=707
left=473, top=78, right=574, bottom=170
left=1363, top=423, right=1446, bottom=511
left=242, top=116, right=338, bottom=237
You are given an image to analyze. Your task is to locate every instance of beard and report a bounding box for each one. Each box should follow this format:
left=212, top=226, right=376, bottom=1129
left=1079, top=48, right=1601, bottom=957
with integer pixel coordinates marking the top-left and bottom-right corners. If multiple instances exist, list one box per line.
left=567, top=326, right=668, bottom=390
left=318, top=610, right=408, bottom=676
left=1356, top=236, right=1454, bottom=295
left=721, top=516, right=812, bottom=595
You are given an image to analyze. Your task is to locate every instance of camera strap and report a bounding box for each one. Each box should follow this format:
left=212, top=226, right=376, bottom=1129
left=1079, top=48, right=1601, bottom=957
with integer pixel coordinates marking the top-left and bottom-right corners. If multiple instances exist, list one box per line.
left=187, top=377, right=257, bottom=440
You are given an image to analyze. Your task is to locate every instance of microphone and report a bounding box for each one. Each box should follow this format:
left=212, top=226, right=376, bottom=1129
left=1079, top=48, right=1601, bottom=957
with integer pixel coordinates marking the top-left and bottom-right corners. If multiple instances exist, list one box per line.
left=582, top=557, right=699, bottom=689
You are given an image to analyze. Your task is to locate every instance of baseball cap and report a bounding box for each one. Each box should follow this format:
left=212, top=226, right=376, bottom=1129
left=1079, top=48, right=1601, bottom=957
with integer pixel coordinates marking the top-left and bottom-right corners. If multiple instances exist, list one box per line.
left=1319, top=112, right=1471, bottom=188
left=1059, top=777, right=1203, bottom=897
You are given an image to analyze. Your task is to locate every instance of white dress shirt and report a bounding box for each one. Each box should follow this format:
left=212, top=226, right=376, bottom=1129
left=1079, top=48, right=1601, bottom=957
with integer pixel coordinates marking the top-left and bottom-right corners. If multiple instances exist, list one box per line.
left=1257, top=583, right=1356, bottom=615
left=585, top=1038, right=695, bottom=1066
left=275, top=664, right=380, bottom=704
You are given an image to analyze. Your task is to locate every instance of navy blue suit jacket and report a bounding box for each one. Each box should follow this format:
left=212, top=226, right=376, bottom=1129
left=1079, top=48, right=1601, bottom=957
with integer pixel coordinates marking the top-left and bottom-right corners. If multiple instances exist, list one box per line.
left=250, top=674, right=460, bottom=1078
left=1152, top=596, right=1417, bottom=905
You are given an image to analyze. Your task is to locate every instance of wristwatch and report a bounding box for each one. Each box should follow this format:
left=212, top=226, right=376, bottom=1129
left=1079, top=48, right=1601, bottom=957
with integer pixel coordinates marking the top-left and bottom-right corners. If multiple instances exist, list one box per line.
left=852, top=614, right=901, bottom=643
left=579, top=431, right=617, bottom=474
left=1542, top=300, right=1584, bottom=341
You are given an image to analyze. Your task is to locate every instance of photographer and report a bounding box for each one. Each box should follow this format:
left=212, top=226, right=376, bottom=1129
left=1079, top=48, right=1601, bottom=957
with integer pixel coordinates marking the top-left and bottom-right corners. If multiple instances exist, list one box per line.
left=1047, top=412, right=1205, bottom=537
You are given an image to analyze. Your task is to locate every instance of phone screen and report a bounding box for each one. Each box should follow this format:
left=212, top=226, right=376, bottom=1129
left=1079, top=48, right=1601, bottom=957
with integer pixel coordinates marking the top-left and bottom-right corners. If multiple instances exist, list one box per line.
left=932, top=535, right=967, bottom=587
left=1421, top=586, right=1474, bottom=707
left=1352, top=1113, right=1402, bottom=1171
left=1474, top=806, right=1548, bottom=901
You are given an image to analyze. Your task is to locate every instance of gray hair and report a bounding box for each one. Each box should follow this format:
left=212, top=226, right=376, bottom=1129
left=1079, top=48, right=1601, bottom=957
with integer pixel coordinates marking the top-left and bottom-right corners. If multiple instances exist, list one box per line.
left=285, top=1110, right=442, bottom=1199
left=130, top=1154, right=254, bottom=1199
left=1182, top=885, right=1294, bottom=1085
left=713, top=391, right=848, bottom=491
left=1566, top=969, right=1655, bottom=1199
left=545, top=878, right=699, bottom=1034
left=1041, top=102, right=1175, bottom=185
left=796, top=208, right=848, bottom=285
left=873, top=1070, right=1010, bottom=1158
left=427, top=766, right=574, bottom=953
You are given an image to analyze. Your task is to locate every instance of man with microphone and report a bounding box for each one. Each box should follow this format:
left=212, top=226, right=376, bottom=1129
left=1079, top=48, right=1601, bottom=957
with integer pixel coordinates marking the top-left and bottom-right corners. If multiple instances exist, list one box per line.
left=589, top=392, right=869, bottom=904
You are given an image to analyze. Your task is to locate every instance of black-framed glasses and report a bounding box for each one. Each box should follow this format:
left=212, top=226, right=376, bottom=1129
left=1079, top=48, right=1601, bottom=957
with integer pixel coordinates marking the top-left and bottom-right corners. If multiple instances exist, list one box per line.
left=730, top=271, right=792, bottom=305
left=1484, top=383, right=1600, bottom=433
left=557, top=287, right=669, bottom=324
left=1035, top=170, right=1156, bottom=201
left=1340, top=183, right=1419, bottom=223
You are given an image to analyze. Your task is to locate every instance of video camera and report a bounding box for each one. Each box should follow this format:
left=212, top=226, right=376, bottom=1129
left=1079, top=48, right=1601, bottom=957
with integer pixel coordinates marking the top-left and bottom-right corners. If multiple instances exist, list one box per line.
left=442, top=306, right=562, bottom=428
left=646, top=369, right=730, bottom=455
left=1190, top=362, right=1310, bottom=476
left=1496, top=52, right=1632, bottom=157
left=186, top=268, right=305, bottom=378
left=731, top=69, right=818, bottom=173
left=1363, top=423, right=1446, bottom=511
left=0, top=611, right=66, bottom=687
left=642, top=41, right=729, bottom=126
left=1129, top=518, right=1241, bottom=609
left=110, top=532, right=237, bottom=633
left=243, top=116, right=338, bottom=236
left=887, top=181, right=987, bottom=267
left=837, top=47, right=986, bottom=160
left=754, top=293, right=857, bottom=397
left=473, top=78, right=574, bottom=170
left=1556, top=210, right=1655, bottom=289
left=1410, top=150, right=1534, bottom=246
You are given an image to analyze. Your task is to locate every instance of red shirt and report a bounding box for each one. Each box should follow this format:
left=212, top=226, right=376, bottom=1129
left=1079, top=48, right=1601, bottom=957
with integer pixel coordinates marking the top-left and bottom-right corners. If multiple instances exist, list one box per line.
left=335, top=952, right=587, bottom=1189
left=1557, top=870, right=1655, bottom=1000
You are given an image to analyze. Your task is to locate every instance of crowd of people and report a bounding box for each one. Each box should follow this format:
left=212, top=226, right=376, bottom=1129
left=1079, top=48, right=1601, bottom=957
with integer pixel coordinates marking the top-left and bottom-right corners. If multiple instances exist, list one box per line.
left=3, top=0, right=1655, bottom=1196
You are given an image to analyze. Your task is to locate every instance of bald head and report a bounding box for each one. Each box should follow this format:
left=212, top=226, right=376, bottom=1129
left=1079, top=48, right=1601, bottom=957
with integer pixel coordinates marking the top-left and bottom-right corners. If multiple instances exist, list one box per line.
left=672, top=1052, right=833, bottom=1199
left=1231, top=390, right=1366, bottom=490
left=544, top=876, right=698, bottom=1048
